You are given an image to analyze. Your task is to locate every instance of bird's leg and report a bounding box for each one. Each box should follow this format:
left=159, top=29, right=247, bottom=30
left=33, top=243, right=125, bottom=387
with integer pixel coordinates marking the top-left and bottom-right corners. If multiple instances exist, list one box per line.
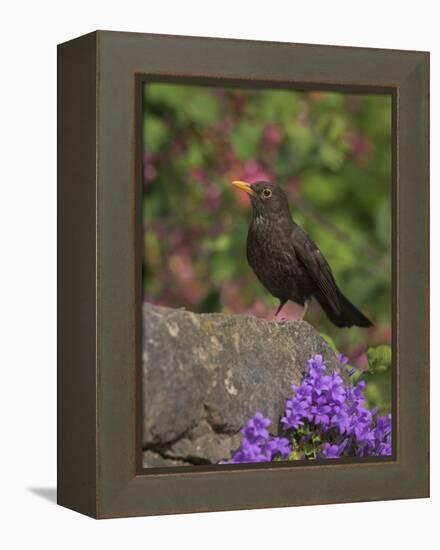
left=274, top=300, right=287, bottom=318
left=299, top=300, right=310, bottom=321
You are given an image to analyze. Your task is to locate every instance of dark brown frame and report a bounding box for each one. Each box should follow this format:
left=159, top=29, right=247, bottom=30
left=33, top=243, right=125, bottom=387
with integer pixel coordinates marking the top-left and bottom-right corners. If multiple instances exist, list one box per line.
left=58, top=30, right=429, bottom=519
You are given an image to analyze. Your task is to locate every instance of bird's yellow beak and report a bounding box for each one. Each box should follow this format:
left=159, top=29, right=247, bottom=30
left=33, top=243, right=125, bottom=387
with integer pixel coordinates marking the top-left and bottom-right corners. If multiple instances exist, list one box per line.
left=232, top=180, right=258, bottom=198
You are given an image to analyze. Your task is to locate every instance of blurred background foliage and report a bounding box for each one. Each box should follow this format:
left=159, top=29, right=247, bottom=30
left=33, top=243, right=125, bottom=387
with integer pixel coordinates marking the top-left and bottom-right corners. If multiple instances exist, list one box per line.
left=142, top=83, right=392, bottom=394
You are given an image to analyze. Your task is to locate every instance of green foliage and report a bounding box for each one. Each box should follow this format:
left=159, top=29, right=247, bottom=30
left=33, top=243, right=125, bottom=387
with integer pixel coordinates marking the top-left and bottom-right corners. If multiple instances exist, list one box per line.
left=350, top=344, right=392, bottom=413
left=288, top=425, right=323, bottom=460
left=320, top=333, right=338, bottom=353
left=142, top=83, right=392, bottom=373
left=367, top=345, right=392, bottom=374
left=363, top=344, right=392, bottom=413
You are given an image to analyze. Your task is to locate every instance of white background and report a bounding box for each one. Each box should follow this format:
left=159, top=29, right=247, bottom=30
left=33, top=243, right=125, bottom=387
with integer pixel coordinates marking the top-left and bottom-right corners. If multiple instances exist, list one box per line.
left=0, top=0, right=437, bottom=547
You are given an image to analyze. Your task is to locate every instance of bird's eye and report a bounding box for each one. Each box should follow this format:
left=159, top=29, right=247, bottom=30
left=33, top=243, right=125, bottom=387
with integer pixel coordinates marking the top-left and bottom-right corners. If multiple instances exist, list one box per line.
left=262, top=188, right=272, bottom=198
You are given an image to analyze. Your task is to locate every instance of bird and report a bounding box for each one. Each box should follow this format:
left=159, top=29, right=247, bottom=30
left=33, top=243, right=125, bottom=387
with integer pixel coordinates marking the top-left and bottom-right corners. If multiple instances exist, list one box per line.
left=232, top=180, right=372, bottom=328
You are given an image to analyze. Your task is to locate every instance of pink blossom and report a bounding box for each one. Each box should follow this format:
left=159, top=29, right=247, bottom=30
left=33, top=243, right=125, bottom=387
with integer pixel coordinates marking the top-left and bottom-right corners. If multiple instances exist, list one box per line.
left=168, top=250, right=194, bottom=283
left=345, top=95, right=362, bottom=112
left=242, top=160, right=274, bottom=182
left=297, top=110, right=309, bottom=127
left=143, top=151, right=158, bottom=183
left=344, top=130, right=371, bottom=164
left=286, top=176, right=302, bottom=200
left=347, top=344, right=369, bottom=370
left=203, top=184, right=222, bottom=211
left=171, top=139, right=186, bottom=155
left=262, top=123, right=282, bottom=147
left=221, top=281, right=245, bottom=313
left=189, top=167, right=208, bottom=184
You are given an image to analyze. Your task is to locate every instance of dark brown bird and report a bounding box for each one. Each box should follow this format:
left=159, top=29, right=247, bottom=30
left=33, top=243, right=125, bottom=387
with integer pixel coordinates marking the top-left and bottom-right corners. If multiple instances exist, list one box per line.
left=232, top=180, right=372, bottom=328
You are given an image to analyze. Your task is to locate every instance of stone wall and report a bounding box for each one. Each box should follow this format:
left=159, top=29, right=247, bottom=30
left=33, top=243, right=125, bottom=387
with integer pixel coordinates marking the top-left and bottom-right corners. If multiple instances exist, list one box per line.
left=142, top=304, right=339, bottom=467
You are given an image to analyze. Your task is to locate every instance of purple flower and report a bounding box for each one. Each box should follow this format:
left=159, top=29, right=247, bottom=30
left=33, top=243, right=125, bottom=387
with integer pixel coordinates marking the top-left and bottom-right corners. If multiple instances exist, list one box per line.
left=267, top=437, right=291, bottom=458
left=376, top=442, right=392, bottom=456
left=337, top=352, right=356, bottom=377
left=229, top=412, right=292, bottom=464
left=331, top=408, right=351, bottom=433
left=242, top=411, right=271, bottom=441
left=327, top=372, right=346, bottom=403
left=372, top=414, right=392, bottom=456
left=337, top=353, right=349, bottom=366
left=281, top=396, right=308, bottom=429
left=227, top=354, right=392, bottom=464
left=375, top=413, right=392, bottom=440
left=307, top=354, right=326, bottom=375
left=321, top=441, right=345, bottom=459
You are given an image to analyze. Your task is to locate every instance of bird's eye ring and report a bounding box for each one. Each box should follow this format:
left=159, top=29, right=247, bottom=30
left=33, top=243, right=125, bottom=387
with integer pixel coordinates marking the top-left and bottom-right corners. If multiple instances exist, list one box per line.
left=262, top=188, right=272, bottom=198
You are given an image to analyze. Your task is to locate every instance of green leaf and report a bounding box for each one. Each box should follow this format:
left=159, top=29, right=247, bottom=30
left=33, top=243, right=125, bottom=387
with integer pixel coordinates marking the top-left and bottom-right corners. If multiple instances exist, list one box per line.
left=185, top=142, right=204, bottom=168
left=230, top=122, right=262, bottom=160
left=321, top=333, right=337, bottom=352
left=143, top=116, right=168, bottom=152
left=319, top=143, right=345, bottom=171
left=363, top=371, right=392, bottom=413
left=183, top=92, right=220, bottom=126
left=375, top=198, right=392, bottom=248
left=210, top=254, right=235, bottom=284
left=203, top=234, right=232, bottom=253
left=288, top=450, right=303, bottom=461
left=367, top=345, right=392, bottom=374
left=301, top=171, right=340, bottom=207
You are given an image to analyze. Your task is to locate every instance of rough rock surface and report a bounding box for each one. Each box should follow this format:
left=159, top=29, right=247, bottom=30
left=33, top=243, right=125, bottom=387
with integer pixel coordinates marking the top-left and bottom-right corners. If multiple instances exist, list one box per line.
left=142, top=304, right=340, bottom=467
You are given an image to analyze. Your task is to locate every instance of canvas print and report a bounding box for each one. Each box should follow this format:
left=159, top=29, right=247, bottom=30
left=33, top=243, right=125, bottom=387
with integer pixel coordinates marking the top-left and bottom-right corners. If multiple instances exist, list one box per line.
left=141, top=83, right=392, bottom=468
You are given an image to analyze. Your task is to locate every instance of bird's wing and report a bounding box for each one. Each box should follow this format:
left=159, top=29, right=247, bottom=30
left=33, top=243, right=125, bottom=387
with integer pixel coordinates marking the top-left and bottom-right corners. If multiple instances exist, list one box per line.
left=292, top=227, right=341, bottom=315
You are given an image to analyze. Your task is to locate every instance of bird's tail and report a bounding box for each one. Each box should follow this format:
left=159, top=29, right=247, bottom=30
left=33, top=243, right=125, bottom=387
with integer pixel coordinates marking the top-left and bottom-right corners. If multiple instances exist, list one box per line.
left=315, top=289, right=373, bottom=328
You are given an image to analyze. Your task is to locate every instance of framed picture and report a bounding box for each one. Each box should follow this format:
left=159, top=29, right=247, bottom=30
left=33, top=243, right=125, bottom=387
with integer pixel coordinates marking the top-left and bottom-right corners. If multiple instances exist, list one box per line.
left=57, top=31, right=429, bottom=518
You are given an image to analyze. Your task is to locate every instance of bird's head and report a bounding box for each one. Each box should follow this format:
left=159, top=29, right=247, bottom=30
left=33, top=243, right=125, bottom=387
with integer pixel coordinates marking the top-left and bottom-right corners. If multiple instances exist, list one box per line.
left=232, top=180, right=290, bottom=219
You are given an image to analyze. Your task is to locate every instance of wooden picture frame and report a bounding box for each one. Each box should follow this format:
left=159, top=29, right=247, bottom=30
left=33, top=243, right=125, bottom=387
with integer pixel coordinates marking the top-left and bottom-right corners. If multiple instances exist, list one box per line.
left=57, top=30, right=429, bottom=518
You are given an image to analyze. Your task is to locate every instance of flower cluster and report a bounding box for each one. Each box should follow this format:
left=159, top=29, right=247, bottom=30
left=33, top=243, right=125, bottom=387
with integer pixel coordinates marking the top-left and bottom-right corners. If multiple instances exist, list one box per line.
left=228, top=354, right=392, bottom=464
left=228, top=412, right=291, bottom=464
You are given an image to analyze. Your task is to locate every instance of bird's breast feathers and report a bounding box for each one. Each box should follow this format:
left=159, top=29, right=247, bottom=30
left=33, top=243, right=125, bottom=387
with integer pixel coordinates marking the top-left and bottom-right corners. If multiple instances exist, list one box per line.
left=247, top=217, right=298, bottom=271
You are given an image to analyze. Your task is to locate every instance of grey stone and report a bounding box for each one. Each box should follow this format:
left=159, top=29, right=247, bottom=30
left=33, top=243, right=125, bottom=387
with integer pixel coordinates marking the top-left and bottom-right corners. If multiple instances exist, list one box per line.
left=166, top=420, right=242, bottom=464
left=142, top=304, right=340, bottom=466
left=142, top=450, right=192, bottom=468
